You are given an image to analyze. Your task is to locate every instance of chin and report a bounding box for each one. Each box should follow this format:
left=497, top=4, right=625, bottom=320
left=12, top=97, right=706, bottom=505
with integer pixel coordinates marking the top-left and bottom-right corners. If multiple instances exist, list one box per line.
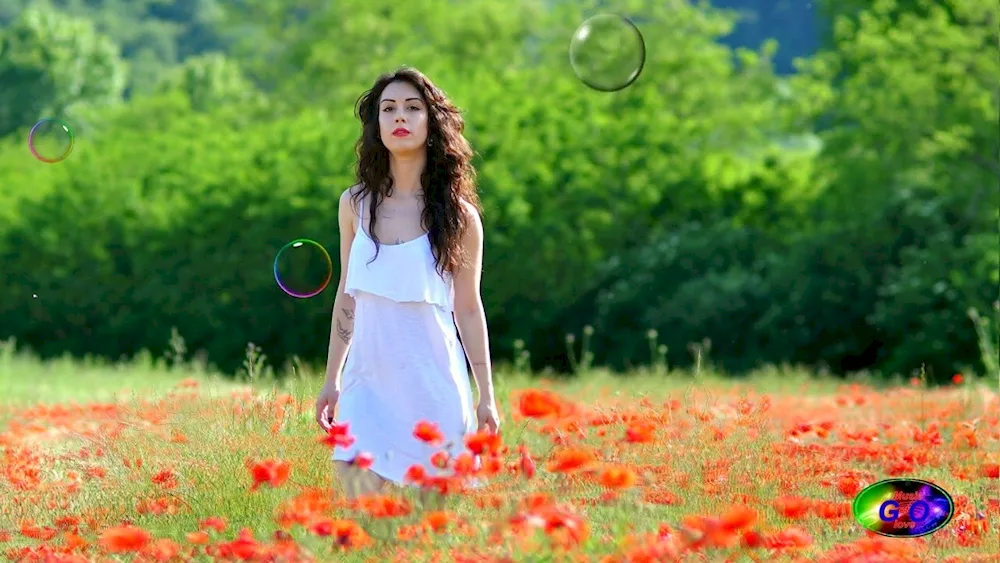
left=385, top=138, right=426, bottom=154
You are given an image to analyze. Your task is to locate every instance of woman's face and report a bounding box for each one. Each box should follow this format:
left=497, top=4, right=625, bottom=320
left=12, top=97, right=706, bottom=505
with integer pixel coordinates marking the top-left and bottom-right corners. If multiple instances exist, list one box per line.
left=378, top=80, right=429, bottom=154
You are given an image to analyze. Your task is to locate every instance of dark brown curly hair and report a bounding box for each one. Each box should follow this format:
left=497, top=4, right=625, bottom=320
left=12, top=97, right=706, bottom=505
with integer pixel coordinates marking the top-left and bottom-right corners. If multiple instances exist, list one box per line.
left=352, top=67, right=480, bottom=276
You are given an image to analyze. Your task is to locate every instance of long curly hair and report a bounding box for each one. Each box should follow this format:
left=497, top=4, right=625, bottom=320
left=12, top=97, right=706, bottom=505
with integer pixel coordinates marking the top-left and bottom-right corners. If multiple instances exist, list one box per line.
left=352, top=67, right=480, bottom=276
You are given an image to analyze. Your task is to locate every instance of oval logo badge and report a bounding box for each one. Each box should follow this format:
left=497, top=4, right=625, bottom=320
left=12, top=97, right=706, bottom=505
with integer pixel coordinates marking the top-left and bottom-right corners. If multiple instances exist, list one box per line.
left=852, top=478, right=955, bottom=538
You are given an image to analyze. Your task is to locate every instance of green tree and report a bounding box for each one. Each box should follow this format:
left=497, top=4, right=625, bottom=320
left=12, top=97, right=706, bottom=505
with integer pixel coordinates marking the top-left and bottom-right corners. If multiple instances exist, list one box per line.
left=154, top=52, right=263, bottom=111
left=1, top=0, right=233, bottom=95
left=0, top=8, right=126, bottom=136
left=0, top=0, right=815, bottom=374
left=804, top=0, right=999, bottom=223
left=586, top=0, right=999, bottom=379
left=771, top=0, right=1000, bottom=377
left=0, top=0, right=993, bottom=380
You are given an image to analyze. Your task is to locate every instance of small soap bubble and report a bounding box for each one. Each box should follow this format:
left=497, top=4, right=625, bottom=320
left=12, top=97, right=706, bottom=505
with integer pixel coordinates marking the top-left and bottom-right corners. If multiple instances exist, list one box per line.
left=28, top=118, right=75, bottom=163
left=32, top=294, right=37, bottom=299
left=273, top=239, right=333, bottom=299
left=569, top=14, right=646, bottom=92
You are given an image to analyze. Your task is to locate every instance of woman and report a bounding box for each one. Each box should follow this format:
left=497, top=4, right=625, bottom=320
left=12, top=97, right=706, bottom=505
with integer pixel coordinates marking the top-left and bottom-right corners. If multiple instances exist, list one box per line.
left=314, top=67, right=501, bottom=499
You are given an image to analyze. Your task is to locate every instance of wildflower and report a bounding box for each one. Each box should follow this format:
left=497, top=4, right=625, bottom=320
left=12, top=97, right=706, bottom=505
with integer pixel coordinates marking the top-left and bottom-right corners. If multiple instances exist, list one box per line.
left=413, top=420, right=445, bottom=446
left=404, top=464, right=428, bottom=485
left=814, top=501, right=851, bottom=519
left=719, top=505, right=757, bottom=530
left=144, top=538, right=181, bottom=561
left=547, top=447, right=596, bottom=473
left=517, top=389, right=564, bottom=418
left=680, top=507, right=758, bottom=550
left=763, top=526, right=813, bottom=549
left=247, top=459, right=291, bottom=491
left=421, top=511, right=456, bottom=533
left=151, top=469, right=178, bottom=489
left=598, top=466, right=637, bottom=489
left=329, top=519, right=371, bottom=548
left=63, top=531, right=88, bottom=550
left=430, top=450, right=451, bottom=469
left=836, top=475, right=862, bottom=497
left=519, top=444, right=536, bottom=479
left=624, top=421, right=656, bottom=444
left=352, top=494, right=411, bottom=518
left=98, top=525, right=152, bottom=553
left=480, top=454, right=503, bottom=477
left=307, top=516, right=335, bottom=536
left=773, top=495, right=811, bottom=519
left=350, top=451, right=375, bottom=470
left=211, top=528, right=261, bottom=560
left=452, top=451, right=478, bottom=477
left=199, top=516, right=227, bottom=533
left=319, top=422, right=356, bottom=449
left=186, top=531, right=210, bottom=544
left=275, top=488, right=334, bottom=529
left=465, top=429, right=502, bottom=455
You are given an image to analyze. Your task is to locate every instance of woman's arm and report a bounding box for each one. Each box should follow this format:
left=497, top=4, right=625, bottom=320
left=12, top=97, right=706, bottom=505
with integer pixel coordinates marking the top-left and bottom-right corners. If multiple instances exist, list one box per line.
left=453, top=202, right=495, bottom=404
left=324, top=187, right=360, bottom=388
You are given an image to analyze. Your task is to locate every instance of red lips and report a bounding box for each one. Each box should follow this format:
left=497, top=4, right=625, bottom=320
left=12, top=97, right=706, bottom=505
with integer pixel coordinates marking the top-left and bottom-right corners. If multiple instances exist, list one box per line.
left=392, top=128, right=410, bottom=137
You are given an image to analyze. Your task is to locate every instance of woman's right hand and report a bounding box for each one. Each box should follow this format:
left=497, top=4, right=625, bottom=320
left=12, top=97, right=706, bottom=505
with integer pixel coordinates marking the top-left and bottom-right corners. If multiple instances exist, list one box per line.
left=315, top=378, right=341, bottom=430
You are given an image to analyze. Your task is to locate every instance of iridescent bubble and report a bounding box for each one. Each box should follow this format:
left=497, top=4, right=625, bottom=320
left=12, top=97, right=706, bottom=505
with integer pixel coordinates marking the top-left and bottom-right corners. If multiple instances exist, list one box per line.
left=569, top=14, right=646, bottom=92
left=273, top=239, right=333, bottom=299
left=28, top=118, right=75, bottom=163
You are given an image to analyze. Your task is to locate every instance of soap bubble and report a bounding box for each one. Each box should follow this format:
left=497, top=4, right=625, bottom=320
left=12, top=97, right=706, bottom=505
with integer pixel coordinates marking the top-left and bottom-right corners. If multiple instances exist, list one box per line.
left=274, top=239, right=333, bottom=299
left=569, top=14, right=646, bottom=92
left=29, top=118, right=75, bottom=163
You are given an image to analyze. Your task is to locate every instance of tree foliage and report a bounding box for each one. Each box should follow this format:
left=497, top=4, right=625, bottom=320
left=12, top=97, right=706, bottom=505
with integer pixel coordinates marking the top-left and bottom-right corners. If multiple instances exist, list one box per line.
left=0, top=7, right=125, bottom=136
left=0, top=0, right=995, bottom=382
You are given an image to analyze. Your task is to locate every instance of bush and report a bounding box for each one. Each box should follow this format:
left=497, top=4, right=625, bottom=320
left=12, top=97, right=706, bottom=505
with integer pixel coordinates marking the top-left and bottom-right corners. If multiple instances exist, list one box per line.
left=0, top=0, right=995, bottom=383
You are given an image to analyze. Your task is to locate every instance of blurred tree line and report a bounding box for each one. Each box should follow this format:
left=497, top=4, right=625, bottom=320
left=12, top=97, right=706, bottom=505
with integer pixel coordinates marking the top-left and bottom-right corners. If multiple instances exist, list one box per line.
left=0, top=0, right=996, bottom=383
left=0, top=0, right=233, bottom=96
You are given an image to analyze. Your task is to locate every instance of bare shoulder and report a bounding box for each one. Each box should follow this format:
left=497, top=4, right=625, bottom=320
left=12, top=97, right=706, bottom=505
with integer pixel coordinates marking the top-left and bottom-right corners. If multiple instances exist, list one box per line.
left=339, top=184, right=363, bottom=232
left=340, top=184, right=364, bottom=216
left=340, top=184, right=362, bottom=207
left=459, top=199, right=483, bottom=231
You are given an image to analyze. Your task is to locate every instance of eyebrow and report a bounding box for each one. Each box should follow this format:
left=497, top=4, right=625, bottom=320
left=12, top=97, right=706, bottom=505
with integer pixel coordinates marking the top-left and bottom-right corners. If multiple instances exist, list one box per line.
left=379, top=97, right=422, bottom=105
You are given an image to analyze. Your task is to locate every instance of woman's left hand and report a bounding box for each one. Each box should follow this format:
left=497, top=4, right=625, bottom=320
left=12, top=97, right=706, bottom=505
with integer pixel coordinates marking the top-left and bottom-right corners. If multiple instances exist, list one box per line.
left=476, top=399, right=501, bottom=434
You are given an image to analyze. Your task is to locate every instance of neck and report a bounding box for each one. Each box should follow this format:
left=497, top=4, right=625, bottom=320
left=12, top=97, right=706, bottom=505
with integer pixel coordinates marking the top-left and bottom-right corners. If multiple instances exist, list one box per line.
left=389, top=151, right=426, bottom=197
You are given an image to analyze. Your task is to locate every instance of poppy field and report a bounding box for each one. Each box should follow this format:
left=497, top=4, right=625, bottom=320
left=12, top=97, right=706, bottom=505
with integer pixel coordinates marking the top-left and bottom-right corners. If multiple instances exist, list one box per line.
left=0, top=347, right=997, bottom=562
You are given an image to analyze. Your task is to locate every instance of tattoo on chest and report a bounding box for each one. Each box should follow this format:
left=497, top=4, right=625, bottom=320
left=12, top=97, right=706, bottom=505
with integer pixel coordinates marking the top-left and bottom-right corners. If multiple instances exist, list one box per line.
left=372, top=202, right=422, bottom=245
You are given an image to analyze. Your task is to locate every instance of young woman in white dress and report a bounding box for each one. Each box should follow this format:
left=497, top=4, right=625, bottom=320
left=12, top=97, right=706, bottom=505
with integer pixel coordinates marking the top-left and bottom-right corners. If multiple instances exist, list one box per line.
left=314, top=67, right=501, bottom=499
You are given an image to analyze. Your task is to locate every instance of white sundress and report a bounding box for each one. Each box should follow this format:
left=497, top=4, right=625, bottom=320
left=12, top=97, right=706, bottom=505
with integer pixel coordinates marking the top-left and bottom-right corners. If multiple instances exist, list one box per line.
left=332, top=198, right=479, bottom=485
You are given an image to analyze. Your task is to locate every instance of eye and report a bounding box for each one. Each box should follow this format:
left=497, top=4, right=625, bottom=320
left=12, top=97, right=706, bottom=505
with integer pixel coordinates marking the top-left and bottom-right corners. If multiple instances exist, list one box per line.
left=382, top=106, right=394, bottom=112
left=409, top=105, right=421, bottom=111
